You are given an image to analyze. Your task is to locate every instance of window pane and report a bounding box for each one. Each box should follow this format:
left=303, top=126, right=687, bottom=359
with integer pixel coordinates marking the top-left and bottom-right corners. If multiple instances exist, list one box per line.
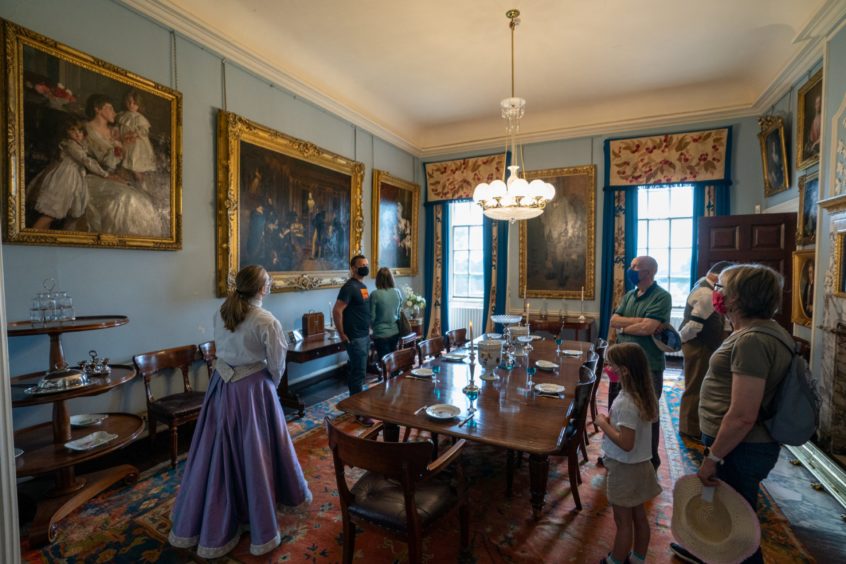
left=469, top=275, right=484, bottom=296
left=454, top=227, right=468, bottom=250
left=670, top=187, right=693, bottom=216
left=469, top=226, right=483, bottom=248
left=637, top=221, right=648, bottom=250
left=452, top=202, right=471, bottom=225
left=648, top=220, right=670, bottom=246
left=454, top=250, right=469, bottom=273
left=454, top=275, right=469, bottom=297
left=650, top=248, right=669, bottom=276
left=469, top=203, right=484, bottom=224
left=648, top=189, right=670, bottom=219
left=669, top=279, right=691, bottom=308
left=638, top=190, right=649, bottom=217
left=671, top=218, right=693, bottom=247
left=469, top=252, right=484, bottom=275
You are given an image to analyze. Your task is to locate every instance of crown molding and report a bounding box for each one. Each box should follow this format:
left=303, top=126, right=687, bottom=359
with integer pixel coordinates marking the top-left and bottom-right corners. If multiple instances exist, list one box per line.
left=117, top=0, right=420, bottom=155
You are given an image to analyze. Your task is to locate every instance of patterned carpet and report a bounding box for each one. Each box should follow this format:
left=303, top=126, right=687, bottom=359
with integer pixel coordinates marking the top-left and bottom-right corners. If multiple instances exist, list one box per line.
left=20, top=371, right=814, bottom=563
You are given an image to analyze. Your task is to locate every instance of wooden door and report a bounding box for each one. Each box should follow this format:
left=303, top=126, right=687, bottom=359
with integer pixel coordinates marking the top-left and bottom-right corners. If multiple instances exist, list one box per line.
left=697, top=213, right=796, bottom=330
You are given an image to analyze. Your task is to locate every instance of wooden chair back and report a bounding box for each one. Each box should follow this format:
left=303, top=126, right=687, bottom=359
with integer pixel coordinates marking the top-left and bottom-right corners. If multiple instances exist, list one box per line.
left=398, top=332, right=419, bottom=350
left=197, top=340, right=216, bottom=377
left=581, top=351, right=599, bottom=378
left=560, top=369, right=596, bottom=449
left=417, top=336, right=445, bottom=361
left=133, top=344, right=199, bottom=405
left=445, top=329, right=467, bottom=351
left=382, top=347, right=416, bottom=380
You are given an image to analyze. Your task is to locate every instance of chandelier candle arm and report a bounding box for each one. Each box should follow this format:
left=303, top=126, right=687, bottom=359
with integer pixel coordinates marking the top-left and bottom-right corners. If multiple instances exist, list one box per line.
left=472, top=9, right=555, bottom=223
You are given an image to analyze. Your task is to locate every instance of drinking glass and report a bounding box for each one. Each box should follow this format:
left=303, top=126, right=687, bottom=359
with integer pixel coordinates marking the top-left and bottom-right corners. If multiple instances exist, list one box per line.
left=431, top=364, right=441, bottom=383
left=30, top=307, right=44, bottom=326
left=555, top=337, right=563, bottom=354
left=527, top=365, right=537, bottom=390
left=57, top=291, right=74, bottom=321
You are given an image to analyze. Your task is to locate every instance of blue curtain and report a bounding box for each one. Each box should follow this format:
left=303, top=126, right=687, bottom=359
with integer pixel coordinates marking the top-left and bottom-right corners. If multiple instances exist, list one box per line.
left=599, top=187, right=639, bottom=339
left=691, top=183, right=731, bottom=285
left=439, top=204, right=451, bottom=333
left=482, top=216, right=509, bottom=333
left=423, top=203, right=436, bottom=336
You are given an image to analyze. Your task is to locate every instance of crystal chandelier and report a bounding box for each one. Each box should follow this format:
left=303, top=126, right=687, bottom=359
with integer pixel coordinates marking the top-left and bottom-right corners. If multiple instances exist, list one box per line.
left=472, top=9, right=555, bottom=223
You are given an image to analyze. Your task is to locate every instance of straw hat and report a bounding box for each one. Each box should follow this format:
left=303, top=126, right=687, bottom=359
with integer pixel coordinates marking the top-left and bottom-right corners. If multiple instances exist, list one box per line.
left=671, top=475, right=761, bottom=564
left=653, top=323, right=682, bottom=352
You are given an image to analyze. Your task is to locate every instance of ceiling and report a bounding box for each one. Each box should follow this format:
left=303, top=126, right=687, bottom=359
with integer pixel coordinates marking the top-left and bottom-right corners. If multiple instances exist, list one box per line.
left=123, top=0, right=845, bottom=157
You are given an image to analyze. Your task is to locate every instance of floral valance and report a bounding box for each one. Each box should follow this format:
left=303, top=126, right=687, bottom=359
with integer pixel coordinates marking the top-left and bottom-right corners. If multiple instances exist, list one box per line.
left=606, top=127, right=731, bottom=187
left=424, top=154, right=506, bottom=202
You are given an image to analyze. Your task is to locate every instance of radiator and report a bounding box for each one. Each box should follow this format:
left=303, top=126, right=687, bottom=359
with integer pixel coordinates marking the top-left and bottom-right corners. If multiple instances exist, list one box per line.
left=448, top=303, right=483, bottom=336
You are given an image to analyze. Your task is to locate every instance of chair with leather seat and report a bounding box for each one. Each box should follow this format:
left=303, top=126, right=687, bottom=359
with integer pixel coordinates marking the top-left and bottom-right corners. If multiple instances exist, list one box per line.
left=133, top=344, right=204, bottom=468
left=197, top=340, right=216, bottom=379
left=325, top=416, right=469, bottom=564
left=589, top=338, right=608, bottom=432
left=417, top=336, right=446, bottom=363
left=445, top=328, right=467, bottom=351
left=506, top=367, right=596, bottom=510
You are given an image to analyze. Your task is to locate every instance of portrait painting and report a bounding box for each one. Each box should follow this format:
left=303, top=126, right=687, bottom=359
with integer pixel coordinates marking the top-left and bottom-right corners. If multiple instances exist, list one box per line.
left=216, top=110, right=364, bottom=296
left=797, top=69, right=823, bottom=170
left=797, top=172, right=819, bottom=245
left=757, top=116, right=789, bottom=197
left=371, top=170, right=419, bottom=277
left=3, top=21, right=182, bottom=249
left=519, top=165, right=596, bottom=299
left=791, top=250, right=815, bottom=327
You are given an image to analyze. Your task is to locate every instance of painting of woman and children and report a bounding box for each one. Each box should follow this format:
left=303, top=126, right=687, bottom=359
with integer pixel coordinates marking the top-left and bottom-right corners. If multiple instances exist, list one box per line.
left=5, top=22, right=181, bottom=249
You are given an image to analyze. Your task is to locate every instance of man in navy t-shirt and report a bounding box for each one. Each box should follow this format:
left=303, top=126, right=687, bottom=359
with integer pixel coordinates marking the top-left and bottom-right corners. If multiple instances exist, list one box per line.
left=333, top=255, right=372, bottom=422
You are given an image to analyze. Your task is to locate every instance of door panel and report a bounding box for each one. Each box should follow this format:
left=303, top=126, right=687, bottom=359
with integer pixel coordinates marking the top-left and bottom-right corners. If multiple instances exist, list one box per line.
left=698, top=213, right=796, bottom=330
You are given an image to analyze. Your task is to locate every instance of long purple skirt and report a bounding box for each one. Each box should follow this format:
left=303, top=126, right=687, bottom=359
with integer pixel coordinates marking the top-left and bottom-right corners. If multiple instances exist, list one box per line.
left=168, top=369, right=311, bottom=558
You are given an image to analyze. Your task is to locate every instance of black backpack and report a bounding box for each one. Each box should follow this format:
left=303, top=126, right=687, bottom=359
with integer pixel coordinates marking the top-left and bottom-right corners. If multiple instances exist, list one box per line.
left=746, top=326, right=821, bottom=446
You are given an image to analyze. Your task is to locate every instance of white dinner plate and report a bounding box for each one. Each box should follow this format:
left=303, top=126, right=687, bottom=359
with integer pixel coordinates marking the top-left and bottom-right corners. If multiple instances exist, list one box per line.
left=535, top=383, right=565, bottom=394
left=516, top=335, right=534, bottom=343
left=561, top=349, right=582, bottom=356
left=64, top=431, right=118, bottom=451
left=14, top=448, right=23, bottom=458
left=410, top=368, right=433, bottom=377
left=425, top=404, right=461, bottom=420
left=70, top=413, right=108, bottom=427
left=443, top=353, right=466, bottom=361
left=535, top=360, right=558, bottom=371
left=485, top=333, right=502, bottom=340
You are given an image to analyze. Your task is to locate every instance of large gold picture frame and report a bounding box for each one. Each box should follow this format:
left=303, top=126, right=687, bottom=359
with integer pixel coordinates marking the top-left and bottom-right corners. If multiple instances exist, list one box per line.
left=836, top=230, right=846, bottom=299
left=519, top=165, right=596, bottom=300
left=791, top=250, right=815, bottom=327
left=797, top=69, right=823, bottom=171
left=797, top=171, right=819, bottom=245
left=758, top=116, right=790, bottom=197
left=216, top=110, right=364, bottom=296
left=371, top=170, right=419, bottom=277
left=3, top=20, right=182, bottom=249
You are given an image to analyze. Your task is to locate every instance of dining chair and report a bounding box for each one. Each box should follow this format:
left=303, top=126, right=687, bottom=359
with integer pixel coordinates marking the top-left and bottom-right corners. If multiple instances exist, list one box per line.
left=417, top=336, right=446, bottom=362
left=325, top=417, right=469, bottom=564
left=445, top=328, right=467, bottom=351
left=381, top=347, right=417, bottom=380
left=589, top=338, right=608, bottom=432
left=197, top=340, right=216, bottom=379
left=133, top=344, right=204, bottom=468
left=398, top=332, right=420, bottom=366
left=506, top=367, right=596, bottom=511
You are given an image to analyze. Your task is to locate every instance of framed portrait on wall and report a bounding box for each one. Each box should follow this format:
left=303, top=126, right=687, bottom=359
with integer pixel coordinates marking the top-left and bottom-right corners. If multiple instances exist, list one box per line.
left=371, top=170, right=419, bottom=277
left=797, top=69, right=823, bottom=170
left=215, top=110, right=364, bottom=296
left=797, top=172, right=819, bottom=245
left=2, top=21, right=182, bottom=249
left=757, top=115, right=789, bottom=197
left=519, top=165, right=596, bottom=300
left=791, top=250, right=815, bottom=327
left=836, top=230, right=846, bottom=298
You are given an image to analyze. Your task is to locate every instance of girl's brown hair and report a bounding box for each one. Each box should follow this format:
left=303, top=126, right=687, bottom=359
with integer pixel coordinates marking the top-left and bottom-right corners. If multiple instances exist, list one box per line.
left=124, top=89, right=144, bottom=111
left=606, top=342, right=658, bottom=422
left=220, top=265, right=268, bottom=331
left=375, top=267, right=395, bottom=290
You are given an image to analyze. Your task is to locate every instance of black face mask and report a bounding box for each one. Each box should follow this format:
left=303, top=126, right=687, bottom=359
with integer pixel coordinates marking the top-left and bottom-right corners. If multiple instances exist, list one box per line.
left=356, top=266, right=369, bottom=277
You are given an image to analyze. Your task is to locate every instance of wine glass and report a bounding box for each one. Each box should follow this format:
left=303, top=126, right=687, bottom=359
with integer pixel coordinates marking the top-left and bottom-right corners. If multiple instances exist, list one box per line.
left=555, top=337, right=563, bottom=355
left=431, top=364, right=441, bottom=383
left=527, top=365, right=537, bottom=391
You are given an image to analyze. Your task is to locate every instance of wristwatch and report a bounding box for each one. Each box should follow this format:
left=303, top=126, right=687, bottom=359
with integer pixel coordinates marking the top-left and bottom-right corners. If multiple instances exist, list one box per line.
left=703, top=447, right=724, bottom=465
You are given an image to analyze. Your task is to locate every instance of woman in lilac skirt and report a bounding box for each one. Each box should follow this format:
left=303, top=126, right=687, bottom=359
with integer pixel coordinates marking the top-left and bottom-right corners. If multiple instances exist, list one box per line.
left=169, top=265, right=311, bottom=558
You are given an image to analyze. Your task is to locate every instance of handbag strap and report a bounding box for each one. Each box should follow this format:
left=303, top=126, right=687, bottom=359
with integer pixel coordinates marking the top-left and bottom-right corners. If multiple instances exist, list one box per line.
left=394, top=287, right=404, bottom=318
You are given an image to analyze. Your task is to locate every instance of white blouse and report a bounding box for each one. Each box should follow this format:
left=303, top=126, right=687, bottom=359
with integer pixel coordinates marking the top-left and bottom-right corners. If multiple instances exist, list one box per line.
left=213, top=299, right=288, bottom=386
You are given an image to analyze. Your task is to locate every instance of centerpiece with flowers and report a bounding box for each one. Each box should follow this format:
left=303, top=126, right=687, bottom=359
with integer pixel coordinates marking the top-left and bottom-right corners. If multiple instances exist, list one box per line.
left=402, top=286, right=426, bottom=320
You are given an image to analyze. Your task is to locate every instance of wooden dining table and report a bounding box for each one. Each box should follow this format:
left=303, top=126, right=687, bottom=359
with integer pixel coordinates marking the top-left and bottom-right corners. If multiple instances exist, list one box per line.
left=336, top=337, right=594, bottom=519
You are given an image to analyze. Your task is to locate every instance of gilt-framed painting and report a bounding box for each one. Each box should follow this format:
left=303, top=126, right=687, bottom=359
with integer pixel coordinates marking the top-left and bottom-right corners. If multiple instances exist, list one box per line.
left=797, top=172, right=819, bottom=245
left=371, top=170, right=419, bottom=277
left=3, top=21, right=182, bottom=249
left=791, top=250, right=815, bottom=327
left=519, top=165, right=596, bottom=299
left=836, top=230, right=846, bottom=298
left=797, top=69, right=823, bottom=170
left=216, top=110, right=364, bottom=296
left=758, top=115, right=790, bottom=197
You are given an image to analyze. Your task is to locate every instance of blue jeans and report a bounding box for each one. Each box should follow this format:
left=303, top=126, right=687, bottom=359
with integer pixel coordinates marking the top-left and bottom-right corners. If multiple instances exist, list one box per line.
left=345, top=336, right=370, bottom=395
left=701, top=434, right=780, bottom=564
left=373, top=334, right=400, bottom=367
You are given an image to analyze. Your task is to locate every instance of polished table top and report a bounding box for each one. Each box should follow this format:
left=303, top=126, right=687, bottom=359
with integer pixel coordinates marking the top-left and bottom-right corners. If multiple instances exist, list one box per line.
left=337, top=339, right=593, bottom=455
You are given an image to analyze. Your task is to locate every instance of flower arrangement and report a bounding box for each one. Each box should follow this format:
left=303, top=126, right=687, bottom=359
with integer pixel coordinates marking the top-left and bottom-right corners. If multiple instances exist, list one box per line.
left=32, top=81, right=77, bottom=109
left=403, top=286, right=426, bottom=316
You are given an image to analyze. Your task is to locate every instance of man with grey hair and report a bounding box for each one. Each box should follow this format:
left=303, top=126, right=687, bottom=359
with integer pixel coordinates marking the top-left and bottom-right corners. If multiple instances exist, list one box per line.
left=677, top=261, right=733, bottom=440
left=610, top=255, right=672, bottom=469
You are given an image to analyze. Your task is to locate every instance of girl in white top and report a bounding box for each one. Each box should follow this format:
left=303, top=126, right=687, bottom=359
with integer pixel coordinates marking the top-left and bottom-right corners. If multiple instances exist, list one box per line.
left=116, top=90, right=156, bottom=189
left=596, top=342, right=662, bottom=564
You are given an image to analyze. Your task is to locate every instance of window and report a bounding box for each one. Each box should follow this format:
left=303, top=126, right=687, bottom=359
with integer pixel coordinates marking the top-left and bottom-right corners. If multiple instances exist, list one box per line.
left=449, top=201, right=484, bottom=300
left=636, top=185, right=694, bottom=310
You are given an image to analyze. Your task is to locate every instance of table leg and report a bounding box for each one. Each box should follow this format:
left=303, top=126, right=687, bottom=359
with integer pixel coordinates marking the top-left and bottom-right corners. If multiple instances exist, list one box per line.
left=277, top=366, right=305, bottom=419
left=528, top=453, right=550, bottom=520
left=383, top=422, right=400, bottom=442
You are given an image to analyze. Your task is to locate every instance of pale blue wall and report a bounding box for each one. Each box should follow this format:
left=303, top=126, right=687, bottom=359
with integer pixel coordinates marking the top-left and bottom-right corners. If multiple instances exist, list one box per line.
left=1, top=0, right=422, bottom=429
